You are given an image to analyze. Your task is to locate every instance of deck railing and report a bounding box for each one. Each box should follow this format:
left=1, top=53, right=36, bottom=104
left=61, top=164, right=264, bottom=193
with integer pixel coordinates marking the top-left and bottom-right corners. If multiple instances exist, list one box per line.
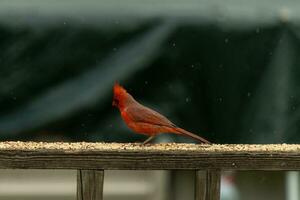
left=0, top=142, right=299, bottom=200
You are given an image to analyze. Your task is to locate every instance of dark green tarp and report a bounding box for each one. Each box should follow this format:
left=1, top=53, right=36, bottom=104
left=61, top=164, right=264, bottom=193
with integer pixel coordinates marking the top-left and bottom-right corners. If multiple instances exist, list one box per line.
left=0, top=1, right=299, bottom=143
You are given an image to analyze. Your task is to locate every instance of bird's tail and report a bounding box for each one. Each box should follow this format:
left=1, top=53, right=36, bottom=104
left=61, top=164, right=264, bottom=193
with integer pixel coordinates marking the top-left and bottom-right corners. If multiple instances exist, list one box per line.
left=173, top=127, right=211, bottom=144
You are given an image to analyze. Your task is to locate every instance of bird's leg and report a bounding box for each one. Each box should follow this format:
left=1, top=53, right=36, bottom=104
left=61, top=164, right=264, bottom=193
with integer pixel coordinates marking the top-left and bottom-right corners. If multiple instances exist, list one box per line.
left=143, top=136, right=155, bottom=145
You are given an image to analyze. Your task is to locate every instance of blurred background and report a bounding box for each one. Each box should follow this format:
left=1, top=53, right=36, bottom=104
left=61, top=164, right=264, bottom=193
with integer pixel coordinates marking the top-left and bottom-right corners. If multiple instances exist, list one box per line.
left=0, top=0, right=300, bottom=199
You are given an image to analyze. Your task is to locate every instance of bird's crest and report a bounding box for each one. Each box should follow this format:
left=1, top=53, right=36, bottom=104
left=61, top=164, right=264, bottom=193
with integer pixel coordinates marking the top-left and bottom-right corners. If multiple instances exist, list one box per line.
left=114, top=82, right=127, bottom=96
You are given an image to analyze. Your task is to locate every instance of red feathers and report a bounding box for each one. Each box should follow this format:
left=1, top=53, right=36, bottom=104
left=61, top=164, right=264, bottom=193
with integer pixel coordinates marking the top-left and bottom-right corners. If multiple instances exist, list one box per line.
left=112, top=83, right=211, bottom=144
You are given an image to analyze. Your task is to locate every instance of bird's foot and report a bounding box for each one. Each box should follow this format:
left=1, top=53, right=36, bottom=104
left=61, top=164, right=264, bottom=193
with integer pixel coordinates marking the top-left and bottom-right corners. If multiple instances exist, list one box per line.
left=142, top=136, right=155, bottom=145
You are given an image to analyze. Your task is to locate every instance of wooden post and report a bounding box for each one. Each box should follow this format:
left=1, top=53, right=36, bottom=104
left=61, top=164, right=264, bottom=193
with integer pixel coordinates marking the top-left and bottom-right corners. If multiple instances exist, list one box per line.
left=77, top=170, right=104, bottom=200
left=195, top=170, right=221, bottom=200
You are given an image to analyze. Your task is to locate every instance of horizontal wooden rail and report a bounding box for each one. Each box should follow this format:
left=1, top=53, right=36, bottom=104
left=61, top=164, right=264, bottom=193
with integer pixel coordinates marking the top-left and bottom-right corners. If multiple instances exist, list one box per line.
left=0, top=142, right=299, bottom=170
left=0, top=142, right=300, bottom=200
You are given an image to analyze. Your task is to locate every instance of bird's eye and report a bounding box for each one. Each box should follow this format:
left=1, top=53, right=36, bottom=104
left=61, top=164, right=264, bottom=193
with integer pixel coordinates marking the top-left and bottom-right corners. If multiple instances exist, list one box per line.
left=113, top=98, right=119, bottom=106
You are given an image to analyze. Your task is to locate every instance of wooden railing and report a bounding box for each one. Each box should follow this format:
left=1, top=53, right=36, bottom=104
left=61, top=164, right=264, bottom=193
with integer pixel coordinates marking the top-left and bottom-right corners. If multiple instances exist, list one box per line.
left=0, top=142, right=300, bottom=200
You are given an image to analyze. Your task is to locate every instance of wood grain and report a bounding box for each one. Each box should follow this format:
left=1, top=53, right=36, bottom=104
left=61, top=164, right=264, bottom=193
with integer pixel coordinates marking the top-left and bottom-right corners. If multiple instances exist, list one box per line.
left=195, top=170, right=221, bottom=200
left=206, top=170, right=221, bottom=200
left=0, top=142, right=300, bottom=170
left=195, top=170, right=207, bottom=200
left=77, top=170, right=104, bottom=200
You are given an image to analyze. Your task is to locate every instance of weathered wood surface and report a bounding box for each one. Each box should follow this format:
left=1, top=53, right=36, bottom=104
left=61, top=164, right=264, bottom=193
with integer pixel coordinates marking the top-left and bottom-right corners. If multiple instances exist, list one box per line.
left=195, top=170, right=221, bottom=200
left=195, top=171, right=207, bottom=200
left=206, top=170, right=221, bottom=200
left=0, top=142, right=300, bottom=170
left=77, top=170, right=104, bottom=200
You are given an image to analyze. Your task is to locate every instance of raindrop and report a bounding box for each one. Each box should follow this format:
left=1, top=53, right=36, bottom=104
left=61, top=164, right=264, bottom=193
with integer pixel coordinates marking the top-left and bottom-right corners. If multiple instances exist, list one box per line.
left=12, top=96, right=17, bottom=100
left=172, top=43, right=176, bottom=47
left=256, top=28, right=260, bottom=33
left=63, top=22, right=67, bottom=25
left=247, top=92, right=251, bottom=97
left=145, top=81, right=148, bottom=85
left=191, top=64, right=194, bottom=68
left=185, top=97, right=191, bottom=103
left=113, top=48, right=117, bottom=51
left=218, top=97, right=223, bottom=102
left=81, top=123, right=85, bottom=127
left=279, top=7, right=290, bottom=22
left=224, top=38, right=229, bottom=43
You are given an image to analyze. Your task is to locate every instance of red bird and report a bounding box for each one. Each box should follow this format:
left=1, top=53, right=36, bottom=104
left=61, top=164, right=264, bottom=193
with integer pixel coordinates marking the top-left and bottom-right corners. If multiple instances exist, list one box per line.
left=112, top=83, right=211, bottom=144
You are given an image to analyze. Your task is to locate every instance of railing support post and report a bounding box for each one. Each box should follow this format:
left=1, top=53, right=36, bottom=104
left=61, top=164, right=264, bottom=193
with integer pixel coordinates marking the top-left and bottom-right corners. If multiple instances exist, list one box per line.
left=77, top=169, right=104, bottom=200
left=195, top=170, right=221, bottom=200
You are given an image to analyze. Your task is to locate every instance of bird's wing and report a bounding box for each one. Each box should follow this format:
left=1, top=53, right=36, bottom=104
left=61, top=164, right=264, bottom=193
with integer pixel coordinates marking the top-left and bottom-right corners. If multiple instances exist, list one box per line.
left=125, top=104, right=176, bottom=128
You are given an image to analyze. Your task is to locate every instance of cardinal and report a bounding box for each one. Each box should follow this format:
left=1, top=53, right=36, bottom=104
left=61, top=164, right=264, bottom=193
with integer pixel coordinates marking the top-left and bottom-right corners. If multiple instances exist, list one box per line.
left=112, top=83, right=211, bottom=144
